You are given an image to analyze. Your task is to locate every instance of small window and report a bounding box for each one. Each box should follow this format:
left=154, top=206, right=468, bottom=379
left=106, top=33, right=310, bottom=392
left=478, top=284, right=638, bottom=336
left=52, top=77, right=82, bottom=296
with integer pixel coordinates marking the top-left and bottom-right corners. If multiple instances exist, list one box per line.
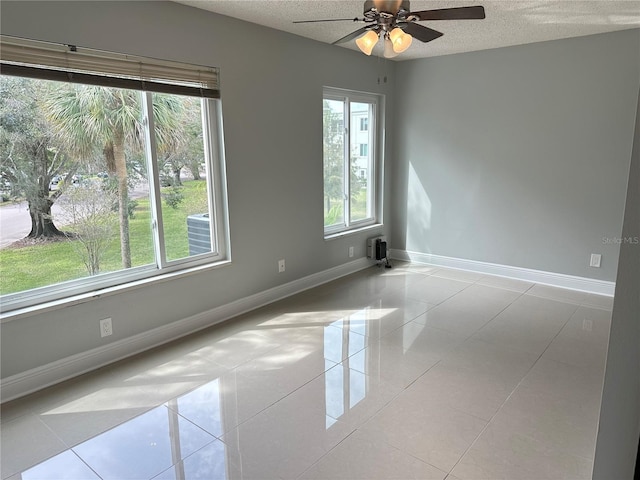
left=323, top=87, right=381, bottom=235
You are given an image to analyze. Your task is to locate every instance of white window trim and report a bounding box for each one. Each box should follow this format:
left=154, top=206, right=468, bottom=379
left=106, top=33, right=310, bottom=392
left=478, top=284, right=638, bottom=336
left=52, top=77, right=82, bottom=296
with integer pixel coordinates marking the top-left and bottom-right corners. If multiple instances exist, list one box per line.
left=0, top=259, right=232, bottom=323
left=0, top=37, right=231, bottom=315
left=323, top=87, right=383, bottom=238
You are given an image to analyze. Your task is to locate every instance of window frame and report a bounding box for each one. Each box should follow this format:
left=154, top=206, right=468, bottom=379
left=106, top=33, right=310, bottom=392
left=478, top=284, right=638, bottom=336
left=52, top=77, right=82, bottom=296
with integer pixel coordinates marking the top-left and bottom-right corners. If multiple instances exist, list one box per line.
left=323, top=87, right=382, bottom=237
left=0, top=37, right=230, bottom=315
left=142, top=92, right=229, bottom=270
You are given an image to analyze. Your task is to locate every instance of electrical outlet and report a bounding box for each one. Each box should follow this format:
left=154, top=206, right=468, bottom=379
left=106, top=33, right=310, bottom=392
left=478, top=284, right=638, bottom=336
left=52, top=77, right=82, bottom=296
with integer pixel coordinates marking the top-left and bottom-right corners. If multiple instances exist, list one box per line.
left=100, top=318, right=113, bottom=338
left=590, top=253, right=602, bottom=268
left=348, top=246, right=354, bottom=258
left=278, top=259, right=285, bottom=273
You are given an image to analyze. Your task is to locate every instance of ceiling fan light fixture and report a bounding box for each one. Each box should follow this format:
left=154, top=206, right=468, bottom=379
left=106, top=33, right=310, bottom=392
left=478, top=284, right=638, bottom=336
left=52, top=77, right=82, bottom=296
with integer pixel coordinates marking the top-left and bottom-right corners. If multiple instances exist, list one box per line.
left=389, top=27, right=412, bottom=53
left=383, top=36, right=399, bottom=58
left=355, top=30, right=379, bottom=55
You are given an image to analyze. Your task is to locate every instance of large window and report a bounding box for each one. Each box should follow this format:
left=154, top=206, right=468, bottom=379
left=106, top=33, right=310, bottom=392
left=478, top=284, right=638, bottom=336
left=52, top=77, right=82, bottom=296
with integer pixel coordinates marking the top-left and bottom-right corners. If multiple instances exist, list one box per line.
left=323, top=88, right=380, bottom=236
left=0, top=36, right=229, bottom=312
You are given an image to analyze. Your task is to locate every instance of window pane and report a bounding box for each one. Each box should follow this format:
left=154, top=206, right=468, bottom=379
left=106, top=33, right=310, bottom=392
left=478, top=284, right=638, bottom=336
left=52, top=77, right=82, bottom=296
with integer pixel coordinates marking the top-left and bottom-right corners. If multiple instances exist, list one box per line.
left=0, top=42, right=229, bottom=311
left=323, top=99, right=345, bottom=228
left=149, top=94, right=214, bottom=262
left=350, top=102, right=372, bottom=223
left=323, top=88, right=379, bottom=237
left=0, top=75, right=155, bottom=295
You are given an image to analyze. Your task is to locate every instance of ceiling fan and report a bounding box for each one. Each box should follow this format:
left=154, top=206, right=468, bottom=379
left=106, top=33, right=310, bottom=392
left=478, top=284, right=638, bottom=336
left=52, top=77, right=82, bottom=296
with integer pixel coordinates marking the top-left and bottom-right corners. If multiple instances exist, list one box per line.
left=294, top=1, right=485, bottom=58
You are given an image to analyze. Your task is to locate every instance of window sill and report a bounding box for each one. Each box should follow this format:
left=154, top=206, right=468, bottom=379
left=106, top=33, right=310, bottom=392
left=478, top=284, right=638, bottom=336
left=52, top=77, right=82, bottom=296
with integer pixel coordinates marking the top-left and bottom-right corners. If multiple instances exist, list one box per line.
left=0, top=259, right=232, bottom=323
left=324, top=224, right=383, bottom=241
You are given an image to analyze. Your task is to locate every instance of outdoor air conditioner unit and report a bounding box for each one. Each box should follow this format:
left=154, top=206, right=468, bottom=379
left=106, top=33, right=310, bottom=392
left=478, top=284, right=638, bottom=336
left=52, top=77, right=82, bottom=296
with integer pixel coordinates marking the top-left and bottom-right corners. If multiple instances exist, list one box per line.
left=186, top=213, right=211, bottom=256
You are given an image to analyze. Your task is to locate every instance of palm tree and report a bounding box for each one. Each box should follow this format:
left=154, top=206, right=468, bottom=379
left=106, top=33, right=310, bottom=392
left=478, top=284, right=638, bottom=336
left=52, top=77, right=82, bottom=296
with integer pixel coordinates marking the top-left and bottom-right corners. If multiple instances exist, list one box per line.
left=44, top=85, right=182, bottom=269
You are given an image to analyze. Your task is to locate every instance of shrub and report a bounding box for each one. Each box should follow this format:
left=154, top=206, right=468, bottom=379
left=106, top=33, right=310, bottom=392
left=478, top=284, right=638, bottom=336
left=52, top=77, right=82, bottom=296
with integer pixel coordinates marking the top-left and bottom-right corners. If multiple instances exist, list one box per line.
left=163, top=186, right=184, bottom=210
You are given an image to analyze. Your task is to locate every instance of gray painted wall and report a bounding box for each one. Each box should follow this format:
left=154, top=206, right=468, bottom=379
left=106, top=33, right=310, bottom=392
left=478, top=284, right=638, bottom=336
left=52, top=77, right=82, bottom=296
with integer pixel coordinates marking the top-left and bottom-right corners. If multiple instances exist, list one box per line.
left=391, top=30, right=640, bottom=281
left=593, top=87, right=640, bottom=479
left=0, top=1, right=393, bottom=378
left=2, top=19, right=639, bottom=480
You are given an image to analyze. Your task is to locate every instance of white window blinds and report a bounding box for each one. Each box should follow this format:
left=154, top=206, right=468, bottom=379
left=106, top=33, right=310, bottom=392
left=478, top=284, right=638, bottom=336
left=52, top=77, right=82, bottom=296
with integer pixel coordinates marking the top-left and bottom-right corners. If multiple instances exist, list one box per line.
left=0, top=35, right=220, bottom=98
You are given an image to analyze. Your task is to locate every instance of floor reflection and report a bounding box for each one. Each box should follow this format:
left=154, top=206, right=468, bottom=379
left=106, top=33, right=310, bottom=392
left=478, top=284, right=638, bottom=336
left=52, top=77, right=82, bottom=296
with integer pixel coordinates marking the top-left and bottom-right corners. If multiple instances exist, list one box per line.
left=18, top=450, right=100, bottom=480
left=14, top=306, right=389, bottom=479
left=19, top=403, right=226, bottom=479
left=4, top=265, right=611, bottom=480
left=168, top=379, right=223, bottom=439
left=325, top=310, right=370, bottom=429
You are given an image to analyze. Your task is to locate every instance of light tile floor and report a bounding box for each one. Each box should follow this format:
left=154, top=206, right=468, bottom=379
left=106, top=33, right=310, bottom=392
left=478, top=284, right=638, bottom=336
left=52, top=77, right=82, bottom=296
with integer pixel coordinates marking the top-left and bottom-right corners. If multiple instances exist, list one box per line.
left=1, top=263, right=613, bottom=479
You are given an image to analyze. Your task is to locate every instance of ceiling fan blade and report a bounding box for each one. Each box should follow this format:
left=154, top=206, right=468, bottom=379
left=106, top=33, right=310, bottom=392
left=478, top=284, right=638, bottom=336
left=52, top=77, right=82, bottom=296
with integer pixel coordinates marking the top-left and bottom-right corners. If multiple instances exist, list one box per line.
left=404, top=23, right=443, bottom=43
left=293, top=17, right=361, bottom=24
left=412, top=6, right=486, bottom=21
left=332, top=26, right=372, bottom=45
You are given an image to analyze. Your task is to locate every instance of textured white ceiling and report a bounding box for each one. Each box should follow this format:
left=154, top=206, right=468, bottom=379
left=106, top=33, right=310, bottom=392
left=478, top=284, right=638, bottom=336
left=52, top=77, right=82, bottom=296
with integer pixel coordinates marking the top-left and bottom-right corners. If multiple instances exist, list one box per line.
left=174, top=0, right=640, bottom=60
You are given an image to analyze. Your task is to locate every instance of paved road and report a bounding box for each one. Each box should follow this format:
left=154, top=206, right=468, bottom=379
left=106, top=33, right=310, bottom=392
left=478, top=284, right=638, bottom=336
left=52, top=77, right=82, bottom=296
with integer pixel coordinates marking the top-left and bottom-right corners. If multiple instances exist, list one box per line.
left=0, top=183, right=150, bottom=249
left=0, top=201, right=70, bottom=249
left=0, top=201, right=34, bottom=248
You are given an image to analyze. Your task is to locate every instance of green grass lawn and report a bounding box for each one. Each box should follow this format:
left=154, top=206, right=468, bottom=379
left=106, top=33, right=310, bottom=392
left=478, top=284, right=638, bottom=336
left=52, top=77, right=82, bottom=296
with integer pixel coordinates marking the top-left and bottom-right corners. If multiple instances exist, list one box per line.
left=0, top=180, right=208, bottom=295
left=324, top=190, right=369, bottom=227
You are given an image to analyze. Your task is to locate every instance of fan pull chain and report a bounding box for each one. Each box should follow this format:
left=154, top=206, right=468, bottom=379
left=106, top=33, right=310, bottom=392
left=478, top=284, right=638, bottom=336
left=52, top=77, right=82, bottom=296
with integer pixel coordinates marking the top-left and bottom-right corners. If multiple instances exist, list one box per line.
left=376, top=50, right=388, bottom=85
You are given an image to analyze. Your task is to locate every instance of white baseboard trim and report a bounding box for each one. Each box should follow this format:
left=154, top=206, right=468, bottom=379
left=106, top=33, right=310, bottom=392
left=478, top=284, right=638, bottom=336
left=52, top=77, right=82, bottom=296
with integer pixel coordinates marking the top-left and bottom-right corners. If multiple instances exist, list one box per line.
left=1, top=258, right=372, bottom=403
left=390, top=249, right=615, bottom=297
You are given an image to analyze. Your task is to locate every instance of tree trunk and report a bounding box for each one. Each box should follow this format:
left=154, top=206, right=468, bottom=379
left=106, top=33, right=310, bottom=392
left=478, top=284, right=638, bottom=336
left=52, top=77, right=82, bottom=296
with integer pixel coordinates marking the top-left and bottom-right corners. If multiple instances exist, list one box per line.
left=28, top=208, right=65, bottom=238
left=112, top=131, right=132, bottom=269
left=23, top=138, right=66, bottom=239
left=27, top=193, right=65, bottom=238
left=87, top=241, right=100, bottom=276
left=189, top=160, right=201, bottom=180
left=173, top=167, right=183, bottom=186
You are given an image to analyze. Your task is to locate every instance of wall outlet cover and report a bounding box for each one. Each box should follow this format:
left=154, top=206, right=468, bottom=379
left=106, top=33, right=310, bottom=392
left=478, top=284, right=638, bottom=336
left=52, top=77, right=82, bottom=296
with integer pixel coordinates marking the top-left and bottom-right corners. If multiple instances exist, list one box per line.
left=100, top=318, right=113, bottom=337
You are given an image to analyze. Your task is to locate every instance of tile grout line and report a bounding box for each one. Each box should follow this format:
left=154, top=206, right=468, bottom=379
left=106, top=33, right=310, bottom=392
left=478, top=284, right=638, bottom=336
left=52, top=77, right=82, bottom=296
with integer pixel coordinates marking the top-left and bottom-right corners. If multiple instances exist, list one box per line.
left=438, top=281, right=538, bottom=475
left=3, top=265, right=608, bottom=479
left=6, top=414, right=105, bottom=480
left=445, top=282, right=587, bottom=475
left=293, top=272, right=475, bottom=479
